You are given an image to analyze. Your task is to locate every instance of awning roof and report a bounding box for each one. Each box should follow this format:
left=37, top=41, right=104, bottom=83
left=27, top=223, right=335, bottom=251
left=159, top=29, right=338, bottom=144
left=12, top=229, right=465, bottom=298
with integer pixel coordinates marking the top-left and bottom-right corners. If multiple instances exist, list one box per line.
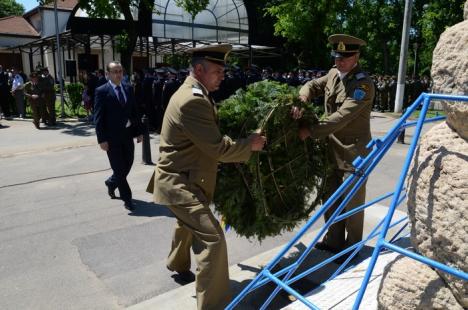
left=152, top=0, right=248, bottom=44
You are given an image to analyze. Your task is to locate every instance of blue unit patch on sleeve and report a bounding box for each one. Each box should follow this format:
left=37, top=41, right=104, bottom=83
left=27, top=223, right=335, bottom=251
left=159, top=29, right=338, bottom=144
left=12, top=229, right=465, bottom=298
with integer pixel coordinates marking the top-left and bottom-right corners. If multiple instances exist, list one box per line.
left=353, top=88, right=366, bottom=100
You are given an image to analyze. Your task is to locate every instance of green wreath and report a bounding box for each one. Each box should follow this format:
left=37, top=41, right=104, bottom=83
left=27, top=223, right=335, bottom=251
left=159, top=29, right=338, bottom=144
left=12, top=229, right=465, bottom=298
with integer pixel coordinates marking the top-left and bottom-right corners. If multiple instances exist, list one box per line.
left=214, top=80, right=330, bottom=241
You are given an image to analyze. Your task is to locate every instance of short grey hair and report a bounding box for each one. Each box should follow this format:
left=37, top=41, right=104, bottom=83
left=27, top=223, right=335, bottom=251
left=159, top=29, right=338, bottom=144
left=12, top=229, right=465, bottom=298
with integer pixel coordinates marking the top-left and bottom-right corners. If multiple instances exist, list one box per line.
left=190, top=57, right=208, bottom=72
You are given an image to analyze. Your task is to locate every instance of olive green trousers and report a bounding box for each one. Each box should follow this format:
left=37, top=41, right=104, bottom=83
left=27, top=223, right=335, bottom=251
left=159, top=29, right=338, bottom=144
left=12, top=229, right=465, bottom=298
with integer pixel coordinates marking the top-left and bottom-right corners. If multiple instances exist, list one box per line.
left=167, top=202, right=230, bottom=310
left=323, top=169, right=366, bottom=251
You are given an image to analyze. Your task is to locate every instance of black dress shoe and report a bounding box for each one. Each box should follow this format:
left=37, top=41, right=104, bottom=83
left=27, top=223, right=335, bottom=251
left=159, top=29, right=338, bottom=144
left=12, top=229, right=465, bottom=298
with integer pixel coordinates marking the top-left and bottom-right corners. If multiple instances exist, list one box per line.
left=104, top=181, right=116, bottom=199
left=124, top=200, right=135, bottom=211
left=167, top=266, right=195, bottom=284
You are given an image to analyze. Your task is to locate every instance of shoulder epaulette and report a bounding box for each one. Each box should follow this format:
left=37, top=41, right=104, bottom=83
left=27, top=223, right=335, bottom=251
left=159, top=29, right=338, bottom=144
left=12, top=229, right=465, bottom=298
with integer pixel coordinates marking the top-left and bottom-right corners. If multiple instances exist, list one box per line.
left=355, top=72, right=366, bottom=80
left=192, top=86, right=204, bottom=97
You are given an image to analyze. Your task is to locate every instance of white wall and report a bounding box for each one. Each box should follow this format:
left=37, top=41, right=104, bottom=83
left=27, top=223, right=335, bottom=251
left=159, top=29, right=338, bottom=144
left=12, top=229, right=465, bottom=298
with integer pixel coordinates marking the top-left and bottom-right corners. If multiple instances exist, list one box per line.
left=0, top=36, right=37, bottom=48
left=41, top=9, right=70, bottom=37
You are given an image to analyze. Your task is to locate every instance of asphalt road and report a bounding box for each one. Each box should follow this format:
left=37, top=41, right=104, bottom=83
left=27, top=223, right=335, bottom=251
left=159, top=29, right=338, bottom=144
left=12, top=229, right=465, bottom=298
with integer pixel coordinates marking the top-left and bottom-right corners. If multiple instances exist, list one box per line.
left=0, top=113, right=436, bottom=309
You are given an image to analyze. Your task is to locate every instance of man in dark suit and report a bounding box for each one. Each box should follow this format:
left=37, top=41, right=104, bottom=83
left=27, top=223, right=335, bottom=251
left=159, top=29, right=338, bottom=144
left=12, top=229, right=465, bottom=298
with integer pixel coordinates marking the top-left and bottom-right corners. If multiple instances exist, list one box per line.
left=94, top=61, right=144, bottom=211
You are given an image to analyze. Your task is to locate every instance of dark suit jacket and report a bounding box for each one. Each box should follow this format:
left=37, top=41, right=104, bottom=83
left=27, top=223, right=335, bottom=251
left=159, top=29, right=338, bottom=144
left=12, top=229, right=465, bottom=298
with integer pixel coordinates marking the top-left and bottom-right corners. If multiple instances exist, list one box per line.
left=94, top=82, right=143, bottom=144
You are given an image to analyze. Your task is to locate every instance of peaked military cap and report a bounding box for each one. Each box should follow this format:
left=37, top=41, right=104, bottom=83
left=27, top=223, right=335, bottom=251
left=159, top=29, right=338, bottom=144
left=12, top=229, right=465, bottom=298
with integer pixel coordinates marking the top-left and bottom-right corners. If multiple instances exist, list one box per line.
left=329, top=34, right=366, bottom=58
left=188, top=44, right=232, bottom=65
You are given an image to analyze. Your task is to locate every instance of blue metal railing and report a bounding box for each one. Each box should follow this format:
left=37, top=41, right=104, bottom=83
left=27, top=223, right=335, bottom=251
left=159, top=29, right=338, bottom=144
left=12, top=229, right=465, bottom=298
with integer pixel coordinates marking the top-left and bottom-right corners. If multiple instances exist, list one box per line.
left=227, top=93, right=468, bottom=310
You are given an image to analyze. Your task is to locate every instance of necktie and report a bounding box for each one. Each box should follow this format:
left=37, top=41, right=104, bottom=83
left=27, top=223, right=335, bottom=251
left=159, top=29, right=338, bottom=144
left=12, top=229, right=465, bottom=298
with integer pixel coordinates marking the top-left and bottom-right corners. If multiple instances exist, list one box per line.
left=116, top=85, right=125, bottom=106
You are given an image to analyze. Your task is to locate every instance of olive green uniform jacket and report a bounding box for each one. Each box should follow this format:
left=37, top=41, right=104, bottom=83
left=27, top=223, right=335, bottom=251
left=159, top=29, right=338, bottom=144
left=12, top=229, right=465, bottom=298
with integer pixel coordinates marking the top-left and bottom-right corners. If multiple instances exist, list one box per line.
left=152, top=75, right=252, bottom=205
left=24, top=81, right=43, bottom=126
left=299, top=65, right=375, bottom=171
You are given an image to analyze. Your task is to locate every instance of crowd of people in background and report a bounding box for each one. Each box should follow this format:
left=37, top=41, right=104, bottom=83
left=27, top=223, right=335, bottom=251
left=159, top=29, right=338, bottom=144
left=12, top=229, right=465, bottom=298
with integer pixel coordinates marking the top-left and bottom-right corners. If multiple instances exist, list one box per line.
left=0, top=62, right=433, bottom=131
left=0, top=65, right=56, bottom=129
left=371, top=74, right=431, bottom=113
left=80, top=65, right=331, bottom=133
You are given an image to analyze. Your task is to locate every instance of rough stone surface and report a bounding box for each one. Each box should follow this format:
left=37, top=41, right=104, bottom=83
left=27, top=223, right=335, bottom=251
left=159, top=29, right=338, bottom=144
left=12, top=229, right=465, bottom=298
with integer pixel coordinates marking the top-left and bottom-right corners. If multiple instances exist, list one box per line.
left=465, top=0, right=468, bottom=20
left=431, top=20, right=468, bottom=140
left=406, top=122, right=468, bottom=307
left=377, top=256, right=463, bottom=310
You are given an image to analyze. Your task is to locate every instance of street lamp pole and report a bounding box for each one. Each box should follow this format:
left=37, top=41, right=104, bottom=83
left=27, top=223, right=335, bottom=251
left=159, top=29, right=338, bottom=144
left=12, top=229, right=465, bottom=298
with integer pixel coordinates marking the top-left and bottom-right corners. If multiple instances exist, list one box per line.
left=54, top=0, right=65, bottom=118
left=394, top=0, right=413, bottom=113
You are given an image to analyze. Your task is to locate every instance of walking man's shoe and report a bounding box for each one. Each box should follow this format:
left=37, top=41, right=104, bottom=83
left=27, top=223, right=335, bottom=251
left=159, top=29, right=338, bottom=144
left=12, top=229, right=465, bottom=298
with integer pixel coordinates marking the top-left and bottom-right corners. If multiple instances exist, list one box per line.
left=104, top=180, right=117, bottom=199
left=124, top=200, right=135, bottom=211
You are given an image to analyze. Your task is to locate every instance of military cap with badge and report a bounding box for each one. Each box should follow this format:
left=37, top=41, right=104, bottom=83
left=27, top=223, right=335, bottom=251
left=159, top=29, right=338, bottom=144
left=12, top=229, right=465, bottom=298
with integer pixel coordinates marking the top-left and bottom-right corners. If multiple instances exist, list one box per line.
left=329, top=34, right=370, bottom=101
left=187, top=44, right=232, bottom=96
left=329, top=34, right=366, bottom=58
left=188, top=44, right=232, bottom=65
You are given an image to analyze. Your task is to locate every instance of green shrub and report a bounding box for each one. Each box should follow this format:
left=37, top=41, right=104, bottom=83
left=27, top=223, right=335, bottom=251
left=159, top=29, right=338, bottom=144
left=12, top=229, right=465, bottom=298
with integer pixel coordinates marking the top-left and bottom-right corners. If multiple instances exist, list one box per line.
left=65, top=83, right=84, bottom=116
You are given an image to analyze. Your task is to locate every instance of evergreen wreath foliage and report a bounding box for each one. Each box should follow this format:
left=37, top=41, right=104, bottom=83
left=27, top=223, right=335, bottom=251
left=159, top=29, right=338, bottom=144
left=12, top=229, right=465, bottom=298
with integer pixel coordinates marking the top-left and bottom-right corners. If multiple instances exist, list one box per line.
left=214, top=80, right=330, bottom=240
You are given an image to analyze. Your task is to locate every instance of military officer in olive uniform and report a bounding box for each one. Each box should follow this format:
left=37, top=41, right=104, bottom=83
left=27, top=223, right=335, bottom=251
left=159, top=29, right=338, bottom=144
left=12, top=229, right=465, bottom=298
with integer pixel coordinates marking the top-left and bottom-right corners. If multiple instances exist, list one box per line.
left=150, top=44, right=266, bottom=310
left=24, top=72, right=44, bottom=129
left=292, top=34, right=375, bottom=255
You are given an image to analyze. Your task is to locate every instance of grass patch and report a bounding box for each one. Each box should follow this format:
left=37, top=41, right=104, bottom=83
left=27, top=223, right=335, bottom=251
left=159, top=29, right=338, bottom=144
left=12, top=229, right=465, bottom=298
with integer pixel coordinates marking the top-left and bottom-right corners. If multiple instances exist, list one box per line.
left=410, top=109, right=445, bottom=119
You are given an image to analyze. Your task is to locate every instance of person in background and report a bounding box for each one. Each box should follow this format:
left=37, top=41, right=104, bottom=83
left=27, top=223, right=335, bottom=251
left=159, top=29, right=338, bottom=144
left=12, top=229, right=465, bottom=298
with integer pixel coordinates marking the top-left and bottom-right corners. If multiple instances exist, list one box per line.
left=11, top=68, right=25, bottom=118
left=24, top=72, right=43, bottom=129
left=39, top=67, right=56, bottom=126
left=94, top=61, right=144, bottom=212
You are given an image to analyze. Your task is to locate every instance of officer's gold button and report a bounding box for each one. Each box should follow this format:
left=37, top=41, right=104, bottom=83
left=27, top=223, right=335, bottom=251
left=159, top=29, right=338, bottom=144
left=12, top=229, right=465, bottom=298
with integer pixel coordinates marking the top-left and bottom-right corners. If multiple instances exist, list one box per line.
left=201, top=178, right=205, bottom=183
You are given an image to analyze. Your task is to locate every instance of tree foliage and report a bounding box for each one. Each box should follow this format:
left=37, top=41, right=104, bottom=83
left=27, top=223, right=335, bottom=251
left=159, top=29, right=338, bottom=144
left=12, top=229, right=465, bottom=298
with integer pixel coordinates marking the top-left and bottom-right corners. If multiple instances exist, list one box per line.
left=174, top=0, right=209, bottom=17
left=0, top=0, right=24, bottom=18
left=265, top=0, right=465, bottom=76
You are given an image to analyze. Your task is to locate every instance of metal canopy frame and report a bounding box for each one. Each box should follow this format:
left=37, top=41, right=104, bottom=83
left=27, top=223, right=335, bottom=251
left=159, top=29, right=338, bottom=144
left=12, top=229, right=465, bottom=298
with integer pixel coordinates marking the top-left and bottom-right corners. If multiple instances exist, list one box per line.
left=153, top=0, right=248, bottom=44
left=228, top=93, right=468, bottom=309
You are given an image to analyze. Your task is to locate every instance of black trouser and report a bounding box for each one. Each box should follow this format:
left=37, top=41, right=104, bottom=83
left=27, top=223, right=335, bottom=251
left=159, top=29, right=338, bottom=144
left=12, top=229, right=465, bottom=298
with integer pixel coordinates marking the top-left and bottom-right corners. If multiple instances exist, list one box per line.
left=0, top=89, right=11, bottom=116
left=106, top=131, right=135, bottom=202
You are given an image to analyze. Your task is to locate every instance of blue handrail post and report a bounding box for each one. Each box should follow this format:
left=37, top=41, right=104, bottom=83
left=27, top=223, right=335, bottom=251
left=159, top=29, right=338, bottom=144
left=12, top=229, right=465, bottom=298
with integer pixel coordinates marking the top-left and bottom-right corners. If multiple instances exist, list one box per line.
left=353, top=93, right=430, bottom=309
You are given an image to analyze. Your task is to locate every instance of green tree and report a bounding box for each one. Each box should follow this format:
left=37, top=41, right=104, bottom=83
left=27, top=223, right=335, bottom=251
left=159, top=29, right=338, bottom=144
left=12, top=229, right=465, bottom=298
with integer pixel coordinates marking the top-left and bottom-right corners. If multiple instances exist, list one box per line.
left=75, top=0, right=154, bottom=72
left=265, top=0, right=347, bottom=68
left=174, top=0, right=209, bottom=17
left=264, top=0, right=464, bottom=75
left=0, top=0, right=24, bottom=18
left=414, top=0, right=465, bottom=76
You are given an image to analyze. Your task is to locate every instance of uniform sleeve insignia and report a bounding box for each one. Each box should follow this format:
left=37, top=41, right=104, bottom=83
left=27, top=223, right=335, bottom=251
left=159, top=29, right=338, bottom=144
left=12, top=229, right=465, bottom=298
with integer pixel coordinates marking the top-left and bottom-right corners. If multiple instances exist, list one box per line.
left=360, top=84, right=369, bottom=92
left=192, top=87, right=204, bottom=97
left=355, top=72, right=366, bottom=80
left=353, top=88, right=366, bottom=100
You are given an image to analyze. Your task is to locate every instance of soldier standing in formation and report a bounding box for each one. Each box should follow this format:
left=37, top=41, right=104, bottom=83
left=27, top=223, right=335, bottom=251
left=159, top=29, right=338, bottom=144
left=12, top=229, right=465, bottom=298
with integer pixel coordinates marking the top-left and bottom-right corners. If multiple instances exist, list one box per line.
left=150, top=44, right=266, bottom=309
left=24, top=72, right=43, bottom=129
left=292, top=34, right=375, bottom=259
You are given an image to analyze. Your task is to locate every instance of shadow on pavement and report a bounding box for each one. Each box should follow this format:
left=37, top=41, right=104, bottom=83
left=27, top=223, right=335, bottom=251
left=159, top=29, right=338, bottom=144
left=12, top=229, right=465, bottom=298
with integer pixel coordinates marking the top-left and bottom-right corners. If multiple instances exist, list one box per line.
left=129, top=200, right=175, bottom=218
left=57, top=122, right=95, bottom=137
left=228, top=243, right=376, bottom=309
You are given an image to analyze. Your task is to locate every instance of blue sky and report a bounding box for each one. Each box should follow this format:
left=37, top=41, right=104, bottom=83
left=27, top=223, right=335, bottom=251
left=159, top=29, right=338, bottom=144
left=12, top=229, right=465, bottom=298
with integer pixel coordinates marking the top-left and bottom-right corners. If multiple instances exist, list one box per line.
left=18, top=0, right=39, bottom=12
